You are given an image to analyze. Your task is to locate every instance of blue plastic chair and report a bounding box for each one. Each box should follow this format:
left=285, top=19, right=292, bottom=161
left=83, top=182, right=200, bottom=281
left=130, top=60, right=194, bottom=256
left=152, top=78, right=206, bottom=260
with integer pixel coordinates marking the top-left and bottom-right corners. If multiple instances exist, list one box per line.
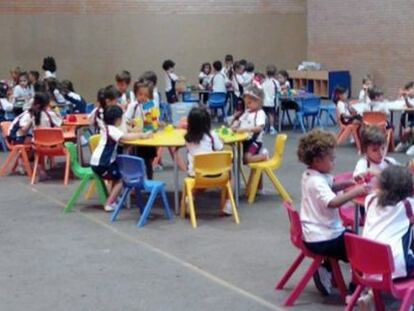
left=182, top=91, right=199, bottom=103
left=85, top=103, right=95, bottom=114
left=208, top=92, right=227, bottom=121
left=111, top=155, right=173, bottom=227
left=5, top=112, right=15, bottom=121
left=293, top=96, right=321, bottom=133
left=319, top=101, right=337, bottom=128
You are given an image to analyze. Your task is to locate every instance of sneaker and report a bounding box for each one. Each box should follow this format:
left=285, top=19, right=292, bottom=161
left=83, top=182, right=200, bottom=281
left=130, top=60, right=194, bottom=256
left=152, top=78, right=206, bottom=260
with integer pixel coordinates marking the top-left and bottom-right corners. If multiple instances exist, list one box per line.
left=312, top=266, right=332, bottom=296
left=357, top=290, right=374, bottom=311
left=261, top=148, right=269, bottom=160
left=406, top=145, right=414, bottom=156
left=223, top=199, right=232, bottom=216
left=395, top=142, right=409, bottom=153
left=104, top=202, right=116, bottom=212
left=269, top=127, right=277, bottom=135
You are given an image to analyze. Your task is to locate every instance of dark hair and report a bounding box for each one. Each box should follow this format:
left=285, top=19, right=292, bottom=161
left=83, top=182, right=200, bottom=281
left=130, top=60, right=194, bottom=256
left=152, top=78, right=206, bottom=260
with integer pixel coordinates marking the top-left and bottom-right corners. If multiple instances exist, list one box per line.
left=103, top=105, right=123, bottom=125
left=42, top=56, right=57, bottom=72
left=103, top=85, right=120, bottom=101
left=297, top=129, right=336, bottom=166
left=30, top=92, right=50, bottom=126
left=362, top=75, right=373, bottom=84
left=378, top=165, right=413, bottom=207
left=233, top=61, right=242, bottom=71
left=404, top=81, right=414, bottom=90
left=18, top=72, right=28, bottom=82
left=278, top=70, right=289, bottom=80
left=266, top=65, right=277, bottom=77
left=97, top=88, right=106, bottom=107
left=29, top=70, right=40, bottom=81
left=133, top=81, right=153, bottom=99
left=162, top=60, right=175, bottom=71
left=200, top=62, right=211, bottom=74
left=332, top=85, right=347, bottom=104
left=139, top=71, right=158, bottom=86
left=360, top=125, right=386, bottom=152
left=239, top=59, right=247, bottom=67
left=45, top=78, right=60, bottom=92
left=0, top=82, right=8, bottom=98
left=367, top=85, right=383, bottom=101
left=33, top=81, right=46, bottom=93
left=115, top=70, right=131, bottom=84
left=61, top=80, right=74, bottom=93
left=245, top=62, right=255, bottom=73
left=212, top=61, right=222, bottom=72
left=225, top=54, right=233, bottom=62
left=184, top=107, right=211, bottom=144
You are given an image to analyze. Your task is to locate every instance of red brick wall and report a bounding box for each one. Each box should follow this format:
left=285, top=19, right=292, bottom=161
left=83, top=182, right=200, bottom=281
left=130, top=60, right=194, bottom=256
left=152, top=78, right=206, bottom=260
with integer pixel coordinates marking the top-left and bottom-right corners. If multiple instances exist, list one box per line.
left=307, top=0, right=414, bottom=98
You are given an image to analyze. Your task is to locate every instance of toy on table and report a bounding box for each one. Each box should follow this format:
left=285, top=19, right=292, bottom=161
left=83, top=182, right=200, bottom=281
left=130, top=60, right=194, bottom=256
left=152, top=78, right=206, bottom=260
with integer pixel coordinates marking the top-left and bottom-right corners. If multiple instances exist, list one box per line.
left=142, top=100, right=160, bottom=132
left=164, top=124, right=174, bottom=133
left=215, top=125, right=235, bottom=137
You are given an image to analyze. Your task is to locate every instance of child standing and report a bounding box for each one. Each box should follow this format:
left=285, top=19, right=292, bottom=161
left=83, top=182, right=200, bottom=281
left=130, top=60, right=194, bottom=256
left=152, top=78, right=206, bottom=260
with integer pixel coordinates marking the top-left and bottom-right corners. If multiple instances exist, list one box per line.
left=395, top=81, right=414, bottom=154
left=198, top=63, right=212, bottom=90
left=115, top=70, right=135, bottom=110
left=210, top=61, right=227, bottom=93
left=163, top=59, right=184, bottom=104
left=231, top=61, right=247, bottom=113
left=358, top=75, right=373, bottom=103
left=42, top=56, right=57, bottom=79
left=262, top=65, right=279, bottom=135
left=90, top=105, right=152, bottom=212
left=298, top=129, right=368, bottom=295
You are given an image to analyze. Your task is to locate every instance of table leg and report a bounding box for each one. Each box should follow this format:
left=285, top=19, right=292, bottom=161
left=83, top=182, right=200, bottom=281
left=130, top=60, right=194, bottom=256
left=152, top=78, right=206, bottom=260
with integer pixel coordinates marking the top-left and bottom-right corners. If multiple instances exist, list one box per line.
left=390, top=110, right=394, bottom=128
left=173, top=148, right=179, bottom=214
left=76, top=126, right=85, bottom=166
left=354, top=204, right=360, bottom=234
left=232, top=144, right=239, bottom=208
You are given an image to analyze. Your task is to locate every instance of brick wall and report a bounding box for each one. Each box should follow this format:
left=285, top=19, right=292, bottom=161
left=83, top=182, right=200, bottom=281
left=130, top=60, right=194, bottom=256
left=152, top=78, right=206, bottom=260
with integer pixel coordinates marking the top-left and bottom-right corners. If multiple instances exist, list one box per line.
left=307, top=0, right=414, bottom=98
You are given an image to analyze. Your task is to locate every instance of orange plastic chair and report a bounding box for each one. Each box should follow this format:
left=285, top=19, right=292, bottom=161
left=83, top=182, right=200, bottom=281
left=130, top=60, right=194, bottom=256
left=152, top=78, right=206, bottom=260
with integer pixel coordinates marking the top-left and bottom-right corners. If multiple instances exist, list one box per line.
left=31, top=128, right=70, bottom=185
left=0, top=121, right=32, bottom=179
left=362, top=111, right=394, bottom=151
left=335, top=109, right=362, bottom=152
left=61, top=125, right=76, bottom=141
left=180, top=151, right=239, bottom=228
left=245, top=134, right=291, bottom=204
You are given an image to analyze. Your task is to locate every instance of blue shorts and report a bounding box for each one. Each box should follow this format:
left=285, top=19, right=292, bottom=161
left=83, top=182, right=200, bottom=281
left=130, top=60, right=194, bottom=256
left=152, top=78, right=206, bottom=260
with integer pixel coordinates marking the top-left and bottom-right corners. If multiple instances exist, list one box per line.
left=91, top=162, right=121, bottom=181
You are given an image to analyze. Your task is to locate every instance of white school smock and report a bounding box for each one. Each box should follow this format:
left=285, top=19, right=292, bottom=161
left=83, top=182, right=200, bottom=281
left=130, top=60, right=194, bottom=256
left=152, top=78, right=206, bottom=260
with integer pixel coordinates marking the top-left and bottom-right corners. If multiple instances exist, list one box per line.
left=90, top=125, right=124, bottom=167
left=262, top=78, right=279, bottom=108
left=238, top=109, right=266, bottom=142
left=359, top=89, right=371, bottom=104
left=32, top=109, right=62, bottom=128
left=353, top=156, right=397, bottom=177
left=210, top=72, right=227, bottom=93
left=165, top=72, right=178, bottom=92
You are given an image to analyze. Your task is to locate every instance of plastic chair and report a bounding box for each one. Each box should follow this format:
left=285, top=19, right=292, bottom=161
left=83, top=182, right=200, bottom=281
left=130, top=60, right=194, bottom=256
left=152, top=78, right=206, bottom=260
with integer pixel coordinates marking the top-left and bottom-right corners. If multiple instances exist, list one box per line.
left=336, top=109, right=362, bottom=152
left=0, top=121, right=32, bottom=179
left=207, top=92, right=227, bottom=122
left=111, top=155, right=172, bottom=227
left=246, top=134, right=291, bottom=204
left=319, top=101, right=337, bottom=128
left=362, top=111, right=394, bottom=152
left=181, top=91, right=199, bottom=103
left=180, top=151, right=239, bottom=228
left=83, top=134, right=101, bottom=200
left=31, top=128, right=70, bottom=185
left=344, top=233, right=414, bottom=311
left=275, top=201, right=347, bottom=306
left=85, top=103, right=95, bottom=114
left=63, top=142, right=107, bottom=213
left=293, top=96, right=321, bottom=133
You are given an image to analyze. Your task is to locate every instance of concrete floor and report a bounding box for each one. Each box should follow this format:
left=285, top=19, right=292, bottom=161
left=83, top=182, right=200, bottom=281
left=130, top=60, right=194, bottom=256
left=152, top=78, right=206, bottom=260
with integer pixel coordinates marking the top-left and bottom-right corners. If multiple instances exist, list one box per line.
left=0, top=125, right=411, bottom=311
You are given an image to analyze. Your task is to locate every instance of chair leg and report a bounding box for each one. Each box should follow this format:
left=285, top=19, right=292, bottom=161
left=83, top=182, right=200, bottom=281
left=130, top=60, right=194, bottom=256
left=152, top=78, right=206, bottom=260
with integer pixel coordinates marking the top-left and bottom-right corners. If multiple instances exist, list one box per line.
left=282, top=258, right=322, bottom=306
left=31, top=154, right=39, bottom=185
left=137, top=187, right=159, bottom=227
left=160, top=188, right=173, bottom=220
left=64, top=177, right=89, bottom=213
left=110, top=187, right=130, bottom=222
left=344, top=285, right=364, bottom=311
left=226, top=182, right=239, bottom=224
left=329, top=259, right=347, bottom=301
left=186, top=183, right=197, bottom=228
left=399, top=290, right=414, bottom=311
left=275, top=252, right=305, bottom=290
left=245, top=169, right=254, bottom=197
left=84, top=180, right=96, bottom=200
left=372, top=289, right=385, bottom=311
left=94, top=176, right=108, bottom=205
left=265, top=168, right=292, bottom=202
left=220, top=186, right=227, bottom=211
left=247, top=168, right=262, bottom=204
left=180, top=183, right=187, bottom=219
left=0, top=148, right=18, bottom=176
left=240, top=165, right=248, bottom=188
left=20, top=148, right=32, bottom=178
left=63, top=153, right=70, bottom=186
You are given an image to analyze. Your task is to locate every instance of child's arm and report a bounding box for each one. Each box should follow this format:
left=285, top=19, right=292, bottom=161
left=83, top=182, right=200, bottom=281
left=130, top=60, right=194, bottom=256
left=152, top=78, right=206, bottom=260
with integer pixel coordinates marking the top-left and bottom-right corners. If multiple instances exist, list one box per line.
left=328, top=184, right=368, bottom=208
left=235, top=124, right=264, bottom=134
left=332, top=180, right=356, bottom=192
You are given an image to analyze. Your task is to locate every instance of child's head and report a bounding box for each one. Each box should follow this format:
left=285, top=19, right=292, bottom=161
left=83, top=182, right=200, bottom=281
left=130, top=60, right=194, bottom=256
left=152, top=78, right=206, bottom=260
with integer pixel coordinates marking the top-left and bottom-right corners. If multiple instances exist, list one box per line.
left=104, top=105, right=123, bottom=127
left=31, top=92, right=51, bottom=126
left=361, top=125, right=386, bottom=164
left=266, top=65, right=277, bottom=78
left=28, top=71, right=40, bottom=84
left=97, top=88, right=106, bottom=107
left=254, top=72, right=265, bottom=84
left=133, top=81, right=153, bottom=103
left=103, top=85, right=120, bottom=106
left=278, top=70, right=289, bottom=84
left=367, top=85, right=384, bottom=102
left=115, top=70, right=131, bottom=94
left=239, top=59, right=247, bottom=67
left=332, top=85, right=348, bottom=104
left=233, top=61, right=244, bottom=74
left=162, top=60, right=175, bottom=72
left=42, top=56, right=57, bottom=73
left=244, top=84, right=264, bottom=111
left=0, top=82, right=8, bottom=98
left=297, top=129, right=336, bottom=173
left=225, top=54, right=233, bottom=67
left=403, top=81, right=414, bottom=98
left=61, top=80, right=74, bottom=95
left=362, top=75, right=373, bottom=89
left=200, top=62, right=212, bottom=75
left=377, top=165, right=413, bottom=207
left=33, top=81, right=46, bottom=93
left=212, top=61, right=222, bottom=73
left=184, top=107, right=211, bottom=144
left=245, top=62, right=255, bottom=73
left=10, top=66, right=21, bottom=83
left=139, top=71, right=158, bottom=87
left=18, top=72, right=29, bottom=88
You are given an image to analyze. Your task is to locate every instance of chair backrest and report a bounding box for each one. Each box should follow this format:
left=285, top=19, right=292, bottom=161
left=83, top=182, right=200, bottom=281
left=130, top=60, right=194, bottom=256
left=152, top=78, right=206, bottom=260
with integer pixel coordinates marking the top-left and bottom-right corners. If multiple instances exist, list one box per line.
left=334, top=171, right=353, bottom=183
left=33, top=128, right=64, bottom=146
left=362, top=111, right=387, bottom=125
left=64, top=142, right=84, bottom=178
left=85, top=103, right=95, bottom=113
left=116, top=155, right=146, bottom=188
left=301, top=96, right=321, bottom=115
left=344, top=233, right=394, bottom=290
left=283, top=201, right=307, bottom=251
left=89, top=134, right=101, bottom=153
left=193, top=151, right=232, bottom=180
left=208, top=92, right=227, bottom=106
left=271, top=134, right=287, bottom=162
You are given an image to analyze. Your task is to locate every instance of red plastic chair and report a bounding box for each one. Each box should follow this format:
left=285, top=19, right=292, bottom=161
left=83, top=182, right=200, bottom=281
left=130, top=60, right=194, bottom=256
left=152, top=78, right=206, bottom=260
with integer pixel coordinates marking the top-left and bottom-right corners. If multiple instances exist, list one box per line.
left=0, top=121, right=32, bottom=179
left=275, top=201, right=347, bottom=306
left=31, top=128, right=70, bottom=185
left=344, top=233, right=414, bottom=311
left=362, top=111, right=394, bottom=152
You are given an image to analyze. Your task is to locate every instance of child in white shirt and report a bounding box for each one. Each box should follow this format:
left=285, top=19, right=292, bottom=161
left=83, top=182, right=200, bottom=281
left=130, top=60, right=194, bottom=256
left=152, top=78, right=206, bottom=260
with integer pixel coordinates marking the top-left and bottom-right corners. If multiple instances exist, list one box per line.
left=13, top=72, right=32, bottom=115
left=395, top=81, right=414, bottom=154
left=333, top=86, right=362, bottom=125
left=42, top=56, right=57, bottom=79
left=0, top=82, right=13, bottom=122
left=242, top=62, right=255, bottom=88
left=366, top=85, right=389, bottom=114
left=261, top=65, right=280, bottom=135
left=358, top=75, right=373, bottom=104
left=198, top=63, right=212, bottom=91
left=115, top=70, right=135, bottom=110
left=139, top=71, right=160, bottom=110
left=231, top=61, right=247, bottom=113
left=277, top=70, right=291, bottom=95
left=210, top=61, right=227, bottom=93
left=163, top=59, right=184, bottom=104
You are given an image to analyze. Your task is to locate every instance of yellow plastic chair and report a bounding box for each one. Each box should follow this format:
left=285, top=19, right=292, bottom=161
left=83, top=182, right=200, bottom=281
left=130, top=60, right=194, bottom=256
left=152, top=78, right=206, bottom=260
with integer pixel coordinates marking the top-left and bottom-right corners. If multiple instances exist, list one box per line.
left=84, top=134, right=101, bottom=200
left=246, top=134, right=291, bottom=204
left=180, top=151, right=240, bottom=228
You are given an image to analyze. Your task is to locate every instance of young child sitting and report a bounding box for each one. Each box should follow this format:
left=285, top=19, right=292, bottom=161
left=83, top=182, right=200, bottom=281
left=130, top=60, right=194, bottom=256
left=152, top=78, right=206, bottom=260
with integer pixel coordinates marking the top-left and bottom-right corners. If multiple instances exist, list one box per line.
left=90, top=105, right=152, bottom=212
left=358, top=75, right=373, bottom=103
left=334, top=85, right=362, bottom=125
left=61, top=80, right=87, bottom=113
left=277, top=70, right=291, bottom=95
left=298, top=129, right=368, bottom=295
left=366, top=85, right=388, bottom=114
left=261, top=65, right=279, bottom=135
left=13, top=72, right=33, bottom=115
left=395, top=81, right=414, bottom=154
left=0, top=82, right=13, bottom=122
left=353, top=125, right=397, bottom=179
left=139, top=71, right=160, bottom=110
left=115, top=70, right=135, bottom=110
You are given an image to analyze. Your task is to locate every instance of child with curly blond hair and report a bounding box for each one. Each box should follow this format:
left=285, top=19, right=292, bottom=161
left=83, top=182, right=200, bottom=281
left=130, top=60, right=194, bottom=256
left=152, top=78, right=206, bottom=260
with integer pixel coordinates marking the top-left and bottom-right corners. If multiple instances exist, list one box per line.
left=297, top=129, right=368, bottom=295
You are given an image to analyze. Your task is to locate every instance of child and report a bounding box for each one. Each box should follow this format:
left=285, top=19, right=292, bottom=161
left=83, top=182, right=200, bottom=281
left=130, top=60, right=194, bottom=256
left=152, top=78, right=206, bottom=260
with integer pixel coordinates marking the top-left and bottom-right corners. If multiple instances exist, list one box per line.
left=222, top=54, right=234, bottom=78
left=0, top=82, right=13, bottom=122
left=395, top=81, right=414, bottom=154
left=262, top=65, right=279, bottom=135
left=163, top=59, right=183, bottom=104
left=298, top=129, right=368, bottom=295
left=210, top=61, right=227, bottom=93
left=88, top=88, right=106, bottom=133
left=115, top=70, right=135, bottom=110
left=243, top=62, right=255, bottom=87
left=28, top=71, right=40, bottom=93
left=9, top=66, right=21, bottom=88
left=198, top=63, right=212, bottom=91
left=42, top=56, right=57, bottom=78
left=139, top=71, right=160, bottom=110
left=277, top=70, right=291, bottom=95
left=90, top=105, right=152, bottom=212
left=231, top=61, right=246, bottom=113
left=45, top=78, right=67, bottom=108
left=333, top=85, right=362, bottom=125
left=231, top=84, right=267, bottom=164
left=358, top=75, right=373, bottom=103
left=353, top=125, right=397, bottom=179
left=61, top=80, right=87, bottom=113
left=366, top=85, right=388, bottom=113
left=13, top=72, right=33, bottom=115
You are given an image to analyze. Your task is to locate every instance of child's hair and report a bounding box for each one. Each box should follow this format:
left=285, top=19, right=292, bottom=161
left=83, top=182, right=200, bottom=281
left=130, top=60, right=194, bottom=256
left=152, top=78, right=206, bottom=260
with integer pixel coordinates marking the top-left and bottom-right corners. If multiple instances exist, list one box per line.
left=162, top=60, right=175, bottom=71
left=266, top=65, right=277, bottom=77
left=404, top=81, right=414, bottom=90
left=42, top=56, right=57, bottom=72
left=297, top=129, right=336, bottom=166
left=97, top=88, right=106, bottom=107
left=367, top=85, right=383, bottom=101
left=133, top=81, right=154, bottom=99
left=245, top=62, right=255, bottom=73
left=0, top=82, right=8, bottom=98
left=10, top=66, right=21, bottom=76
left=61, top=80, right=74, bottom=93
left=104, top=105, right=123, bottom=125
left=377, top=165, right=413, bottom=207
left=200, top=62, right=212, bottom=74
left=184, top=107, right=211, bottom=144
left=19, top=72, right=29, bottom=83
left=225, top=54, right=233, bottom=63
left=332, top=85, right=347, bottom=104
left=212, top=61, right=222, bottom=72
left=239, top=59, right=247, bottom=67
left=362, top=75, right=373, bottom=84
left=115, top=70, right=131, bottom=84
left=139, top=71, right=158, bottom=86
left=244, top=84, right=264, bottom=103
left=360, top=125, right=386, bottom=152
left=30, top=92, right=50, bottom=126
left=33, top=81, right=46, bottom=93
left=29, top=70, right=40, bottom=81
left=103, top=85, right=120, bottom=101
left=278, top=70, right=289, bottom=80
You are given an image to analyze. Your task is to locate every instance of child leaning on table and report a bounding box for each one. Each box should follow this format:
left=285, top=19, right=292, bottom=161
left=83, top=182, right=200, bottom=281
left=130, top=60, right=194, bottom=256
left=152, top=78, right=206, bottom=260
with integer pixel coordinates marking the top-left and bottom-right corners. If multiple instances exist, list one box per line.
left=90, top=105, right=152, bottom=212
left=395, top=81, right=414, bottom=154
left=298, top=129, right=368, bottom=295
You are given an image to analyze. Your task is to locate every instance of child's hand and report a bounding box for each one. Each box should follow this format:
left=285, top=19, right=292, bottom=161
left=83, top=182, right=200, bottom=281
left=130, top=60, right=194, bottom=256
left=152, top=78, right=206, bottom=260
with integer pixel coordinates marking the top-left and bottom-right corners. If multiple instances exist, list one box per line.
left=158, top=121, right=166, bottom=129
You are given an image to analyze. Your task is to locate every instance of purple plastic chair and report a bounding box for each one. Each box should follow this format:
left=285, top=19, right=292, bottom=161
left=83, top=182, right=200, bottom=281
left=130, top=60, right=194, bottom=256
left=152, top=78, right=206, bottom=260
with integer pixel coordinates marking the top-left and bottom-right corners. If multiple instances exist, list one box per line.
left=111, top=155, right=172, bottom=227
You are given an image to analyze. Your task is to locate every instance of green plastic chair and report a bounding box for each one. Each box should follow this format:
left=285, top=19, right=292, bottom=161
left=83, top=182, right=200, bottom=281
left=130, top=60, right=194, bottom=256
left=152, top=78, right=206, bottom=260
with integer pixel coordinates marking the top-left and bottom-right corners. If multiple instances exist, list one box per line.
left=64, top=142, right=107, bottom=213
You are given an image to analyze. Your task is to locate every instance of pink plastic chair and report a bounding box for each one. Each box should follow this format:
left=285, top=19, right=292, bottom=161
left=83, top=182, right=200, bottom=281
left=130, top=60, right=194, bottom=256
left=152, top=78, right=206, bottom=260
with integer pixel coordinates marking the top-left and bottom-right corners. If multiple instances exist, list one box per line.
left=275, top=201, right=347, bottom=306
left=344, top=233, right=414, bottom=311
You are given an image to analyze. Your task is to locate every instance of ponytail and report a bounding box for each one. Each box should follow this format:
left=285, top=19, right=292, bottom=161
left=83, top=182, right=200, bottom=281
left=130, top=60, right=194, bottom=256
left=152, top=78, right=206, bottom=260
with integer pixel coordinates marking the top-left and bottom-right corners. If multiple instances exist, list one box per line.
left=30, top=92, right=50, bottom=126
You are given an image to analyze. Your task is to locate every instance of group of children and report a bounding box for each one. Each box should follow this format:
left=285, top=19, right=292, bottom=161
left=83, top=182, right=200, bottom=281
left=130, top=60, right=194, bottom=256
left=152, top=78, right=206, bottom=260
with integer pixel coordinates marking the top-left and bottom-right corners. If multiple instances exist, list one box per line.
left=298, top=126, right=414, bottom=308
